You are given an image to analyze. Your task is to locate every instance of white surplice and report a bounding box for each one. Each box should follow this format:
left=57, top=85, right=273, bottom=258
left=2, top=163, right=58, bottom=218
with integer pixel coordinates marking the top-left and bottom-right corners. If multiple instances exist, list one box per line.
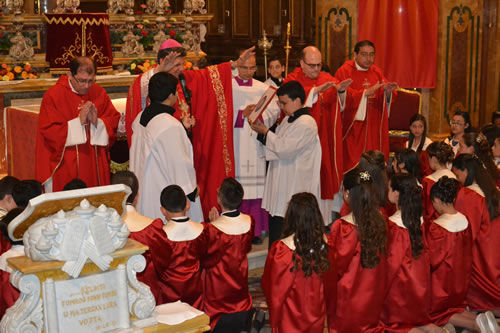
left=232, top=78, right=280, bottom=199
left=261, top=112, right=322, bottom=217
left=130, top=112, right=203, bottom=222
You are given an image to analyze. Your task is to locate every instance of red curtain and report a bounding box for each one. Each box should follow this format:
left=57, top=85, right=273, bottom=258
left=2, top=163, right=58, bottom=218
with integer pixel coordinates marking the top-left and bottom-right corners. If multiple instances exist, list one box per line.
left=358, top=0, right=438, bottom=88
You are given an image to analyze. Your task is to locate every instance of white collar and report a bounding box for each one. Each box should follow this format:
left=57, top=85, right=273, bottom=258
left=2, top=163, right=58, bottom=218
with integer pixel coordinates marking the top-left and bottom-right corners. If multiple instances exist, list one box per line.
left=389, top=210, right=423, bottom=229
left=68, top=76, right=79, bottom=94
left=434, top=212, right=468, bottom=232
left=341, top=212, right=356, bottom=225
left=211, top=213, right=252, bottom=235
left=467, top=183, right=485, bottom=197
left=281, top=234, right=296, bottom=250
left=126, top=204, right=136, bottom=212
left=163, top=219, right=204, bottom=241
left=426, top=168, right=456, bottom=182
left=354, top=60, right=369, bottom=72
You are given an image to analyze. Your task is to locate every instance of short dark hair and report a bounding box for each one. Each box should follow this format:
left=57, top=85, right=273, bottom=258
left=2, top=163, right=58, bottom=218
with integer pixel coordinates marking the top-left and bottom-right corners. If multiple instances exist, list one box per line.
left=160, top=185, right=187, bottom=213
left=268, top=55, right=283, bottom=64
left=277, top=80, right=306, bottom=104
left=354, top=40, right=375, bottom=53
left=111, top=171, right=139, bottom=204
left=394, top=148, right=420, bottom=179
left=63, top=178, right=87, bottom=191
left=70, top=56, right=96, bottom=76
left=157, top=47, right=187, bottom=63
left=12, top=180, right=42, bottom=208
left=218, top=178, right=244, bottom=210
left=149, top=72, right=178, bottom=103
left=0, top=176, right=19, bottom=200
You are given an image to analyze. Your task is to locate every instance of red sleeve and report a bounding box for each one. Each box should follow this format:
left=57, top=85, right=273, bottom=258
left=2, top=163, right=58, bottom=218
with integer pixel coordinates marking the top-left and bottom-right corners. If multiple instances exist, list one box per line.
left=455, top=188, right=488, bottom=242
left=125, top=74, right=143, bottom=148
left=260, top=241, right=295, bottom=328
left=422, top=178, right=437, bottom=222
left=425, top=222, right=448, bottom=271
left=385, top=222, right=409, bottom=286
left=94, top=86, right=120, bottom=148
left=201, top=222, right=224, bottom=268
left=38, top=87, right=70, bottom=154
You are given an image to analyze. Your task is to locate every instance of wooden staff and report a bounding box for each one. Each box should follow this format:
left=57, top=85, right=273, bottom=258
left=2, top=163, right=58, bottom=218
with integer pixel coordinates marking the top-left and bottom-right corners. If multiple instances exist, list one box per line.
left=284, top=22, right=291, bottom=75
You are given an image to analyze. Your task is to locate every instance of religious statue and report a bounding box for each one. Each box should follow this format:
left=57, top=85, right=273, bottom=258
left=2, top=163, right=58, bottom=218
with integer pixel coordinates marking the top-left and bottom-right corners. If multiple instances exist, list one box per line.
left=54, top=0, right=81, bottom=13
left=9, top=24, right=34, bottom=60
left=122, top=22, right=144, bottom=56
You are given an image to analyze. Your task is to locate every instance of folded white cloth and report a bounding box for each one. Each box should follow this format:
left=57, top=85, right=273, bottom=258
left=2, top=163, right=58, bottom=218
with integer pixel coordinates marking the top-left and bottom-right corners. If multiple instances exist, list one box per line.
left=153, top=301, right=205, bottom=326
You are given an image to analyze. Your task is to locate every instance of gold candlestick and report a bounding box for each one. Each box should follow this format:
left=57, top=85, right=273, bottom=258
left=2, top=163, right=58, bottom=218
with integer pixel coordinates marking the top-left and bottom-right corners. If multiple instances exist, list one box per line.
left=258, top=30, right=273, bottom=80
left=284, top=22, right=292, bottom=75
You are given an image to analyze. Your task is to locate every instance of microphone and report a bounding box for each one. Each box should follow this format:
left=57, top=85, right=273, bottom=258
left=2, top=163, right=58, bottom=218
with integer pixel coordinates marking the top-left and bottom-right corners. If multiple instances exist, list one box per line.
left=178, top=73, right=192, bottom=107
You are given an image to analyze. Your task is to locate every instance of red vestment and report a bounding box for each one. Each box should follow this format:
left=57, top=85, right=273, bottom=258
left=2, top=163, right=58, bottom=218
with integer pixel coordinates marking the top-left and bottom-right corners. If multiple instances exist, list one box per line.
left=128, top=219, right=163, bottom=304
left=0, top=234, right=11, bottom=256
left=382, top=219, right=431, bottom=332
left=284, top=68, right=344, bottom=198
left=201, top=218, right=254, bottom=329
left=35, top=76, right=119, bottom=191
left=125, top=64, right=235, bottom=218
left=455, top=188, right=500, bottom=311
left=261, top=238, right=335, bottom=333
left=335, top=60, right=394, bottom=173
left=425, top=217, right=472, bottom=325
left=327, top=218, right=387, bottom=333
left=421, top=170, right=457, bottom=222
left=147, top=218, right=209, bottom=309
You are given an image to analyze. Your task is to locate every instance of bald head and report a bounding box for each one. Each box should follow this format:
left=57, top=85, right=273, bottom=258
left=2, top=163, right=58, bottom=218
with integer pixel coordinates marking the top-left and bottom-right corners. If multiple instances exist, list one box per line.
left=300, top=46, right=322, bottom=79
left=70, top=56, right=96, bottom=76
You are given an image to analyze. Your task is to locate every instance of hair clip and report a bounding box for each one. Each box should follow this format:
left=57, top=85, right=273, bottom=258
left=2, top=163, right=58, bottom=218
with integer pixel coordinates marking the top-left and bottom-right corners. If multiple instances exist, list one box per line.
left=476, top=135, right=483, bottom=144
left=359, top=171, right=371, bottom=181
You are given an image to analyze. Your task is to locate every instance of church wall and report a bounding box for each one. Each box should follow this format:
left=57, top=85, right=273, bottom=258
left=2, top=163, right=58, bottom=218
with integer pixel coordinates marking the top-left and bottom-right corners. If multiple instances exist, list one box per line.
left=316, top=0, right=499, bottom=137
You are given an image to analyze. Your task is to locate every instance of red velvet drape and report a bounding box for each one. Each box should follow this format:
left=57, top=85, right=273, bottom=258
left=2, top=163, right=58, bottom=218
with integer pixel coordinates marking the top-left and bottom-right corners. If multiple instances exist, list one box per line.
left=358, top=0, right=438, bottom=88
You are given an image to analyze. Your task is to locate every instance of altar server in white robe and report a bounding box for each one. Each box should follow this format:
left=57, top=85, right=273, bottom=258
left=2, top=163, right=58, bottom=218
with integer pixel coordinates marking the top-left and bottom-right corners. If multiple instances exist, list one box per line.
left=232, top=53, right=280, bottom=241
left=263, top=56, right=284, bottom=88
left=130, top=72, right=203, bottom=222
left=250, top=80, right=322, bottom=248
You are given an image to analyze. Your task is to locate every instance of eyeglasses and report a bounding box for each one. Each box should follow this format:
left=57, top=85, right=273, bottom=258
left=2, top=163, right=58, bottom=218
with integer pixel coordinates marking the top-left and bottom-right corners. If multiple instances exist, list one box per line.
left=73, top=76, right=96, bottom=85
left=450, top=120, right=465, bottom=126
left=358, top=52, right=375, bottom=58
left=303, top=62, right=322, bottom=69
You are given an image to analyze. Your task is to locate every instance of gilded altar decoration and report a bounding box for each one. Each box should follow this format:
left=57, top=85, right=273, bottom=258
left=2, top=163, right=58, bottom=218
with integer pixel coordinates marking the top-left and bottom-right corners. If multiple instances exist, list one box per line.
left=54, top=0, right=81, bottom=14
left=44, top=14, right=113, bottom=72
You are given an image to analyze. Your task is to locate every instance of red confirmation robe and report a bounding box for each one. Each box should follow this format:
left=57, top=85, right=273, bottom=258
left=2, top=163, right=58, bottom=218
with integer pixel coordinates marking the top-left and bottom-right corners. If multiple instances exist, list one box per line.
left=455, top=185, right=500, bottom=311
left=128, top=219, right=163, bottom=304
left=202, top=213, right=254, bottom=329
left=0, top=245, right=23, bottom=319
left=148, top=219, right=209, bottom=309
left=126, top=64, right=235, bottom=218
left=382, top=211, right=432, bottom=332
left=327, top=214, right=387, bottom=333
left=425, top=212, right=472, bottom=325
left=36, top=76, right=120, bottom=191
left=284, top=68, right=344, bottom=198
left=261, top=237, right=335, bottom=333
left=335, top=60, right=395, bottom=173
left=421, top=169, right=457, bottom=222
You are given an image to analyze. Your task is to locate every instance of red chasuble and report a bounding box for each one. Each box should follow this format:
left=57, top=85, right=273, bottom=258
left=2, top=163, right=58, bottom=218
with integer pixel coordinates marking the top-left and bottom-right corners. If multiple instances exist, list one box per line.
left=261, top=238, right=335, bottom=333
left=335, top=60, right=394, bottom=173
left=35, top=76, right=119, bottom=191
left=455, top=188, right=500, bottom=311
left=147, top=219, right=209, bottom=309
left=425, top=217, right=472, bottom=325
left=382, top=219, right=432, bottom=332
left=284, top=68, right=343, bottom=198
left=125, top=64, right=235, bottom=219
left=128, top=219, right=164, bottom=304
left=327, top=218, right=387, bottom=333
left=202, top=218, right=254, bottom=329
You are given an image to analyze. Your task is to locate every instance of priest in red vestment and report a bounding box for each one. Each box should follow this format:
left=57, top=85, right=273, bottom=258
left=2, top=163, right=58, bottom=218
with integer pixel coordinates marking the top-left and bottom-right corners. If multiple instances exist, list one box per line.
left=36, top=57, right=120, bottom=192
left=126, top=40, right=256, bottom=219
left=335, top=40, right=397, bottom=173
left=284, top=46, right=353, bottom=223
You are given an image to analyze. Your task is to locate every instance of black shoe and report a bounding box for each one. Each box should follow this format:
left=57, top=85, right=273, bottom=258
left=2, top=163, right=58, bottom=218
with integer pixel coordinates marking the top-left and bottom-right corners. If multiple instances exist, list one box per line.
left=252, top=236, right=263, bottom=245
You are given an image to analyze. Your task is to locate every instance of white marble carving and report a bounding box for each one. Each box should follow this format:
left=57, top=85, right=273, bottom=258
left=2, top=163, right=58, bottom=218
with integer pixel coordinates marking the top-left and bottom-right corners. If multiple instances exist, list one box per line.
left=23, top=199, right=130, bottom=278
left=126, top=255, right=156, bottom=320
left=0, top=272, right=43, bottom=333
